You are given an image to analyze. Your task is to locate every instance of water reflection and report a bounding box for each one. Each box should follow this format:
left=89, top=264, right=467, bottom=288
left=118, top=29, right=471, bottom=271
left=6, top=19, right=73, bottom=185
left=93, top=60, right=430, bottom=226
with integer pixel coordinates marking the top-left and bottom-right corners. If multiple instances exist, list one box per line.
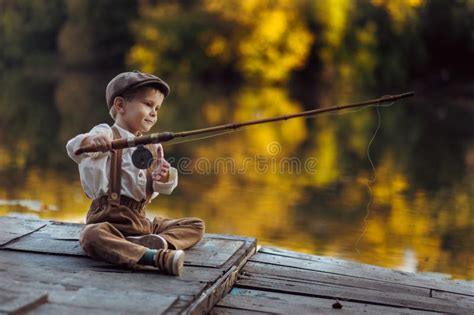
left=0, top=71, right=472, bottom=280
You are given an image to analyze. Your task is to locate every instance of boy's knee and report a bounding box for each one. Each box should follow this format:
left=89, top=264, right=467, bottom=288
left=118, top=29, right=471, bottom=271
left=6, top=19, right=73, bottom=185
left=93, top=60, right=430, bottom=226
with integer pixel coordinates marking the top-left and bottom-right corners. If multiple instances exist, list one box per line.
left=79, top=223, right=103, bottom=251
left=187, top=217, right=205, bottom=238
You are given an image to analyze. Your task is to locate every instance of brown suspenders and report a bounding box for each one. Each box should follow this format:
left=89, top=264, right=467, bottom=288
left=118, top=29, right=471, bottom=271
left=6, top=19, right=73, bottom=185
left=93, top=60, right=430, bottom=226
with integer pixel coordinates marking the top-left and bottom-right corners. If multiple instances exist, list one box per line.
left=108, top=126, right=123, bottom=206
left=145, top=143, right=157, bottom=204
left=107, top=126, right=157, bottom=208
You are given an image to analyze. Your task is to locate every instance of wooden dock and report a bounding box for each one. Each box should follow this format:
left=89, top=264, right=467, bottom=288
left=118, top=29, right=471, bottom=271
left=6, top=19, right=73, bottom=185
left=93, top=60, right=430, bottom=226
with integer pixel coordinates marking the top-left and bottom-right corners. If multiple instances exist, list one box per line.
left=212, top=248, right=473, bottom=314
left=0, top=216, right=472, bottom=314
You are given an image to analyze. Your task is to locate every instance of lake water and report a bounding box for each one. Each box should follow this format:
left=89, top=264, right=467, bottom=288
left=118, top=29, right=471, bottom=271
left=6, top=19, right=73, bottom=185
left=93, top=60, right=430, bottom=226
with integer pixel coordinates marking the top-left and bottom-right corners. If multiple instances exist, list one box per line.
left=0, top=70, right=472, bottom=280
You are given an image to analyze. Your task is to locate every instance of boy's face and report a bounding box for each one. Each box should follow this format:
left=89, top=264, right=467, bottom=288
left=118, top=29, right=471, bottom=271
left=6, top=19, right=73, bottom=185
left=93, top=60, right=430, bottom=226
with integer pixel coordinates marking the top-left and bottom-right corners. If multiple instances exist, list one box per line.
left=118, top=87, right=165, bottom=134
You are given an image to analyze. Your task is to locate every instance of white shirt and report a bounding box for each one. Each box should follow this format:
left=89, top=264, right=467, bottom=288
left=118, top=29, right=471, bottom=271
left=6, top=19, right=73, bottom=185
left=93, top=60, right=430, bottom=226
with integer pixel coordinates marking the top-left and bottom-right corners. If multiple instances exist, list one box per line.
left=66, top=123, right=178, bottom=201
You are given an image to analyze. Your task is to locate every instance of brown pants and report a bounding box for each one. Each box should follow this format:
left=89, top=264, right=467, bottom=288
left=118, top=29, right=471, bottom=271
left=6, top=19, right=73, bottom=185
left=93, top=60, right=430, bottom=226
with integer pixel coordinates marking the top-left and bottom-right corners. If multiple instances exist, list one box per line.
left=79, top=201, right=205, bottom=268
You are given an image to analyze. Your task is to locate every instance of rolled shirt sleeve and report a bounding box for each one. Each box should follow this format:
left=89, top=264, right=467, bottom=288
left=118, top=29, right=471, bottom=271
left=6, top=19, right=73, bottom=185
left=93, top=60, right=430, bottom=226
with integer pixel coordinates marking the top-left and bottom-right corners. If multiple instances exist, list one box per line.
left=65, top=123, right=112, bottom=164
left=152, top=166, right=178, bottom=195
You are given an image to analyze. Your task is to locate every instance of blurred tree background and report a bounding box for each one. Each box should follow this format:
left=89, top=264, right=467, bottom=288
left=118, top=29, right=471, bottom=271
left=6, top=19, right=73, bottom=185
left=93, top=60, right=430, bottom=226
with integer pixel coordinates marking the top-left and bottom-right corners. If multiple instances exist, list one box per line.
left=0, top=0, right=473, bottom=279
left=2, top=0, right=472, bottom=85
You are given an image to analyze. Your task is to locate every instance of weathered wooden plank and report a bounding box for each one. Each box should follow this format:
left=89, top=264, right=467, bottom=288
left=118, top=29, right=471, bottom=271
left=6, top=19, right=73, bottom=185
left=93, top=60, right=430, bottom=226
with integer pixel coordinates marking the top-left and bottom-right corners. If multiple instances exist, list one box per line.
left=185, top=244, right=256, bottom=315
left=5, top=235, right=84, bottom=255
left=260, top=247, right=474, bottom=288
left=216, top=288, right=442, bottom=315
left=217, top=237, right=256, bottom=273
left=0, top=252, right=208, bottom=297
left=243, top=261, right=431, bottom=297
left=185, top=238, right=244, bottom=268
left=0, top=216, right=47, bottom=246
left=160, top=295, right=195, bottom=315
left=431, top=290, right=474, bottom=310
left=211, top=306, right=267, bottom=314
left=2, top=220, right=86, bottom=256
left=0, top=290, right=48, bottom=315
left=33, top=221, right=82, bottom=240
left=236, top=275, right=471, bottom=314
left=205, top=234, right=256, bottom=243
left=183, top=237, right=256, bottom=314
left=0, top=269, right=189, bottom=314
left=48, top=287, right=177, bottom=314
left=253, top=249, right=473, bottom=297
left=30, top=303, right=120, bottom=315
left=0, top=277, right=177, bottom=315
left=1, top=264, right=208, bottom=298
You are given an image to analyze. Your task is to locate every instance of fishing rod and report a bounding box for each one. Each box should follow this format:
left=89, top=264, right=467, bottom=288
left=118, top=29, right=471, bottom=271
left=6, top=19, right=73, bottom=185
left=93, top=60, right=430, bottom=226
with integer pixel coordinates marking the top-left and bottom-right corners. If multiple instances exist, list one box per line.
left=75, top=92, right=414, bottom=167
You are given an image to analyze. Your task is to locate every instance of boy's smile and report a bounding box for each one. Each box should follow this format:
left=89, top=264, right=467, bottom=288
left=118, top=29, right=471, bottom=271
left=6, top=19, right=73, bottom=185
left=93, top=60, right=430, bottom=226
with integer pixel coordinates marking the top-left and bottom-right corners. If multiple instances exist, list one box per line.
left=115, top=86, right=165, bottom=136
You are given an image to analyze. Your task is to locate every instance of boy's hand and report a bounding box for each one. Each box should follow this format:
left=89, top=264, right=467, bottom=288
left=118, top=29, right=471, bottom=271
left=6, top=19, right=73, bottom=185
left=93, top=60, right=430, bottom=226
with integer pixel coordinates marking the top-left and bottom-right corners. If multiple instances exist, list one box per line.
left=81, top=134, right=113, bottom=153
left=152, top=146, right=170, bottom=182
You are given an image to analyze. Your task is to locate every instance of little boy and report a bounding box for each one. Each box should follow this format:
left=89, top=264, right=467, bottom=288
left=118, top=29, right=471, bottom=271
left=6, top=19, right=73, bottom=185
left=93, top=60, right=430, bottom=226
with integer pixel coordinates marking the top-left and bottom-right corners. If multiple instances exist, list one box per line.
left=66, top=70, right=204, bottom=276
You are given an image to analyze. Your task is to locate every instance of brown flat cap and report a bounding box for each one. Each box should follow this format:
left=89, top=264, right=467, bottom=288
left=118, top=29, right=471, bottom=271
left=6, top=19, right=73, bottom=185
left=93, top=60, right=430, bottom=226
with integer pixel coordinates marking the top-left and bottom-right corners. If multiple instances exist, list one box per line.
left=106, top=70, right=170, bottom=108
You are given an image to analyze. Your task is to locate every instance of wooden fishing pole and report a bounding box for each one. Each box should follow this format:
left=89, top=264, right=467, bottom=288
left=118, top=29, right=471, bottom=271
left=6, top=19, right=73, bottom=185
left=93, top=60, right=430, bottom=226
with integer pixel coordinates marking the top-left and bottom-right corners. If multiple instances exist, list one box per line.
left=75, top=91, right=414, bottom=155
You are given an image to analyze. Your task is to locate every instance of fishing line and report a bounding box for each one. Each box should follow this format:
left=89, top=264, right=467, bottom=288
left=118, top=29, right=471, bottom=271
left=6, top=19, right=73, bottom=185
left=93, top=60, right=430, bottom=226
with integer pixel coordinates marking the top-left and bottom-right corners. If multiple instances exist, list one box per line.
left=332, top=96, right=394, bottom=305
left=300, top=95, right=395, bottom=256
left=354, top=96, right=394, bottom=254
left=306, top=96, right=395, bottom=255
